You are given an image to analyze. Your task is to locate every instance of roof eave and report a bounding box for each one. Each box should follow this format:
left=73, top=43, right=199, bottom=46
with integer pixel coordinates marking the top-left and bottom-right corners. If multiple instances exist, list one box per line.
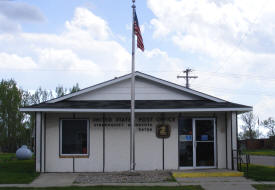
left=20, top=107, right=253, bottom=113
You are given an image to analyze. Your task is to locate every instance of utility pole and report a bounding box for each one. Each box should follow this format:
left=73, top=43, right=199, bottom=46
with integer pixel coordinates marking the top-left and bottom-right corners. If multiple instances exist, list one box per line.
left=177, top=68, right=198, bottom=88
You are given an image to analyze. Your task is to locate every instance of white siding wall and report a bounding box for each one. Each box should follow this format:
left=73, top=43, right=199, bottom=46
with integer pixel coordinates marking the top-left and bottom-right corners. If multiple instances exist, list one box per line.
left=69, top=78, right=203, bottom=101
left=42, top=111, right=231, bottom=172
left=226, top=112, right=233, bottom=169
left=35, top=112, right=41, bottom=172
left=135, top=113, right=178, bottom=171
left=41, top=113, right=45, bottom=172
left=104, top=113, right=179, bottom=171
left=35, top=112, right=46, bottom=172
left=135, top=127, right=162, bottom=170
left=216, top=113, right=227, bottom=169
left=44, top=112, right=179, bottom=172
left=164, top=114, right=178, bottom=170
left=105, top=113, right=130, bottom=171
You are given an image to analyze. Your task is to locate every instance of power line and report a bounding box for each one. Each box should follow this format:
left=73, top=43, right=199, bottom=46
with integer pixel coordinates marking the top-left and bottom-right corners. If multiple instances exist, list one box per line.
left=194, top=85, right=275, bottom=97
left=2, top=68, right=275, bottom=81
left=197, top=71, right=275, bottom=82
left=1, top=67, right=275, bottom=79
left=202, top=0, right=269, bottom=80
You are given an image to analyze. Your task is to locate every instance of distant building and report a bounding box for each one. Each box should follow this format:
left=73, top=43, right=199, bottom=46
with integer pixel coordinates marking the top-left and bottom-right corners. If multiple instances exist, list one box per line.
left=20, top=72, right=252, bottom=172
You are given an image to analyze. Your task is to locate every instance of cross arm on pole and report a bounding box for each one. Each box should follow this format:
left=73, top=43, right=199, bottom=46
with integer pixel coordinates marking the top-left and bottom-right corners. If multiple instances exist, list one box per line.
left=177, top=68, right=198, bottom=88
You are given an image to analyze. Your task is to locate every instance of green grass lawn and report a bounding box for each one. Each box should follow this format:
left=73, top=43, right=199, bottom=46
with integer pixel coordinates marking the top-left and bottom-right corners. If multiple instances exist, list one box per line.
left=253, top=185, right=275, bottom=190
left=0, top=153, right=39, bottom=184
left=243, top=149, right=275, bottom=156
left=0, top=153, right=17, bottom=160
left=0, top=186, right=204, bottom=190
left=242, top=164, right=275, bottom=181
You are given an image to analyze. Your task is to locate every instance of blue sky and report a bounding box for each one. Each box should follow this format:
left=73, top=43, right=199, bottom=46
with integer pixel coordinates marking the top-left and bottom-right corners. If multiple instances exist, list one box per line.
left=0, top=0, right=275, bottom=134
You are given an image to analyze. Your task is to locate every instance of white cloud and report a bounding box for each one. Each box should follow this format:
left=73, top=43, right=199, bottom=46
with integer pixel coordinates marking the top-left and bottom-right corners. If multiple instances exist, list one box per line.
left=148, top=0, right=264, bottom=40
left=137, top=48, right=186, bottom=83
left=65, top=7, right=110, bottom=40
left=36, top=48, right=100, bottom=72
left=0, top=52, right=36, bottom=69
left=147, top=0, right=275, bottom=107
left=150, top=18, right=169, bottom=38
left=0, top=7, right=131, bottom=88
left=254, top=96, right=275, bottom=121
left=147, top=0, right=275, bottom=61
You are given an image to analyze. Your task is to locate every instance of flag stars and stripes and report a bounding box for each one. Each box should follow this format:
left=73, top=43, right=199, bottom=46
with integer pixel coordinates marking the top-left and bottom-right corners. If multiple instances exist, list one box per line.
left=134, top=10, right=144, bottom=51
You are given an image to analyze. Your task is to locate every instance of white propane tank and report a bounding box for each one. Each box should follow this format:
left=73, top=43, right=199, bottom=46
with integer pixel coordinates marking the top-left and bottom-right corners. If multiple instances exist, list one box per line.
left=16, top=145, right=32, bottom=160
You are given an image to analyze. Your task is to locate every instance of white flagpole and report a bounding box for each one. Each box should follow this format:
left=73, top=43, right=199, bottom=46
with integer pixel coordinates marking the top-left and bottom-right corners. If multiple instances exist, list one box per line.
left=130, top=0, right=136, bottom=171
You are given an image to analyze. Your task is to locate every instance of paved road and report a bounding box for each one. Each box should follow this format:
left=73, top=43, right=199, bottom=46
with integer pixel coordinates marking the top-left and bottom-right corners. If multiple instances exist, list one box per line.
left=242, top=155, right=275, bottom=167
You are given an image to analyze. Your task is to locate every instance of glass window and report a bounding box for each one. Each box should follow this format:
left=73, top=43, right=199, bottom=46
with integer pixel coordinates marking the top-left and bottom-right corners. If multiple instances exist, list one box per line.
left=195, top=120, right=214, bottom=141
left=60, top=119, right=89, bottom=155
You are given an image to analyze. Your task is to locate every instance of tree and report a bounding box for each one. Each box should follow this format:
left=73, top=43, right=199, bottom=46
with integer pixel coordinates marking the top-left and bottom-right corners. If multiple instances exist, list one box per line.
left=70, top=83, right=80, bottom=93
left=0, top=79, right=28, bottom=152
left=55, top=85, right=68, bottom=98
left=239, top=112, right=260, bottom=140
left=56, top=83, right=80, bottom=97
left=21, top=90, right=35, bottom=149
left=261, top=117, right=275, bottom=137
left=31, top=87, right=53, bottom=104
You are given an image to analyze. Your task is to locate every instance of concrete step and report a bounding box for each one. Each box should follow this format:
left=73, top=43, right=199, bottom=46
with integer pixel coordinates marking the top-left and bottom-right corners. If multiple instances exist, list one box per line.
left=173, top=170, right=243, bottom=178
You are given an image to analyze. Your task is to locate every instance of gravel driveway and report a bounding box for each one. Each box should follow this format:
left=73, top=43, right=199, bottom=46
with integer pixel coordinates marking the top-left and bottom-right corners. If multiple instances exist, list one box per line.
left=74, top=171, right=173, bottom=184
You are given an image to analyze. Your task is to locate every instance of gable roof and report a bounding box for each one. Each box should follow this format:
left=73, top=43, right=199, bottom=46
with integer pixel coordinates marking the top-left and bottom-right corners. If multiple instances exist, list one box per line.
left=47, top=71, right=226, bottom=103
left=20, top=71, right=252, bottom=113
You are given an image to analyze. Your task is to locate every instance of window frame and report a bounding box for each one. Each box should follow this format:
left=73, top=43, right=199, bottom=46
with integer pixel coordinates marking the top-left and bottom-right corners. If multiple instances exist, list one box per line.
left=59, top=118, right=90, bottom=158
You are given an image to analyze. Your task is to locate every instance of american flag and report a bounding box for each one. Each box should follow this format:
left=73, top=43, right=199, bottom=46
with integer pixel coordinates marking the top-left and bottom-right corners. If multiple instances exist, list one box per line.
left=134, top=10, right=144, bottom=51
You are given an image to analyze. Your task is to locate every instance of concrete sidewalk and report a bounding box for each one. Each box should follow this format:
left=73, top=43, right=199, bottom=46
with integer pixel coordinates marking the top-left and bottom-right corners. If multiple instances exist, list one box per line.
left=0, top=173, right=79, bottom=188
left=30, top=173, right=79, bottom=187
left=0, top=173, right=275, bottom=189
left=176, top=177, right=257, bottom=190
left=176, top=176, right=275, bottom=190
